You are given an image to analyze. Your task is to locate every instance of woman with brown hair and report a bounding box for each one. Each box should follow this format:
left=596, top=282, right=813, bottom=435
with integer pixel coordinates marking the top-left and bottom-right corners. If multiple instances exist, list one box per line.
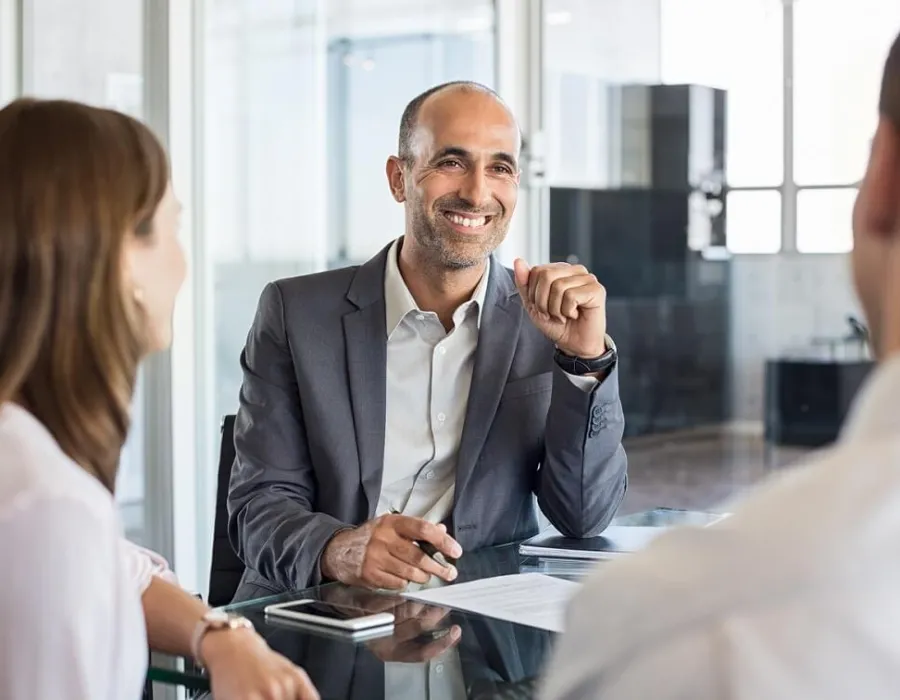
left=0, top=98, right=318, bottom=699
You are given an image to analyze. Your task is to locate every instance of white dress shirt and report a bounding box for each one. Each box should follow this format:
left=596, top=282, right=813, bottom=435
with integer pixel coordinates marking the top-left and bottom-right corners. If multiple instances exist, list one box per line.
left=0, top=403, right=149, bottom=700
left=376, top=237, right=491, bottom=522
left=542, top=356, right=900, bottom=700
left=379, top=238, right=599, bottom=699
left=377, top=237, right=598, bottom=523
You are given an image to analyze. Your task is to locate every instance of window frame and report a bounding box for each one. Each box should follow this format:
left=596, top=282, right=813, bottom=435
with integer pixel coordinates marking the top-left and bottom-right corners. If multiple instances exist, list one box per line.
left=727, top=0, right=863, bottom=255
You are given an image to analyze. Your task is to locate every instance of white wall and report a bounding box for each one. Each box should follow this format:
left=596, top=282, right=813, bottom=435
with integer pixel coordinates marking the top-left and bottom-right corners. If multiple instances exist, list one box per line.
left=729, top=253, right=862, bottom=422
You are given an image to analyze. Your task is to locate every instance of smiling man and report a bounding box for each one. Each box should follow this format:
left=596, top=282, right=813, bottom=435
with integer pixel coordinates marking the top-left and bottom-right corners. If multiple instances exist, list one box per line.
left=228, top=81, right=628, bottom=595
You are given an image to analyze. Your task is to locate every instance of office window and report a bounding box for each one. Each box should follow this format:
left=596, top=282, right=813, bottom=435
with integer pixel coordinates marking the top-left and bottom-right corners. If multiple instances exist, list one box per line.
left=25, top=0, right=143, bottom=115
left=796, top=188, right=857, bottom=254
left=661, top=0, right=783, bottom=188
left=544, top=0, right=663, bottom=187
left=793, top=0, right=900, bottom=187
left=24, top=0, right=148, bottom=543
left=726, top=190, right=782, bottom=255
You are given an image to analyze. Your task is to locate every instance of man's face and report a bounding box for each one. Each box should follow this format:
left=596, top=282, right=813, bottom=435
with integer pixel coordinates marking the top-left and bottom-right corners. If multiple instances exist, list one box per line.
left=387, top=89, right=521, bottom=269
left=852, top=118, right=900, bottom=357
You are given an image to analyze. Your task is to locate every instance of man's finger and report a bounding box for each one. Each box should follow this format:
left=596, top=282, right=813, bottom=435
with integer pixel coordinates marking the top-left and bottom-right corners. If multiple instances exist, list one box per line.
left=529, top=264, right=588, bottom=316
left=559, top=280, right=606, bottom=315
left=382, top=553, right=432, bottom=585
left=391, top=608, right=453, bottom=643
left=393, top=600, right=428, bottom=623
left=389, top=539, right=458, bottom=582
left=513, top=258, right=531, bottom=292
left=392, top=517, right=463, bottom=559
left=547, top=274, right=595, bottom=320
left=365, top=566, right=410, bottom=590
left=391, top=625, right=462, bottom=663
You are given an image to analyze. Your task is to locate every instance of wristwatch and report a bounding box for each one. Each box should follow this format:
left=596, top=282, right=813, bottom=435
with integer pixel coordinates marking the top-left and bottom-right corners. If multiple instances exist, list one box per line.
left=190, top=610, right=254, bottom=668
left=554, top=334, right=618, bottom=376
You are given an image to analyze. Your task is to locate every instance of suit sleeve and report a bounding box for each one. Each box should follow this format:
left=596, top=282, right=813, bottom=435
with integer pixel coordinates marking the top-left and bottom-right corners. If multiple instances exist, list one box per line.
left=227, top=282, right=351, bottom=589
left=535, top=363, right=627, bottom=537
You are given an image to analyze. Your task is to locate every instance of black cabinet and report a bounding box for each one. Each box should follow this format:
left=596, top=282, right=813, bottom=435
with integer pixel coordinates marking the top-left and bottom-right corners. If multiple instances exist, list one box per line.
left=765, top=359, right=873, bottom=447
left=548, top=84, right=730, bottom=437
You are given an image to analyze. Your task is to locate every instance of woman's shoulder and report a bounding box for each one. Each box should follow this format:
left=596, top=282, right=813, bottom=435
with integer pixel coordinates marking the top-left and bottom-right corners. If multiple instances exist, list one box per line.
left=0, top=402, right=115, bottom=526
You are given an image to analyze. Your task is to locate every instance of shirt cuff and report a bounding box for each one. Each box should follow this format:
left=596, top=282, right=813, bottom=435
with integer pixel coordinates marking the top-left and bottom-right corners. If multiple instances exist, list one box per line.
left=564, top=373, right=600, bottom=392
left=121, top=539, right=179, bottom=594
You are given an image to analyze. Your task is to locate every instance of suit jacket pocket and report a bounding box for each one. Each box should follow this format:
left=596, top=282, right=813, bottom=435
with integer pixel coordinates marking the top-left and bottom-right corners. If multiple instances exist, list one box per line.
left=499, top=372, right=553, bottom=402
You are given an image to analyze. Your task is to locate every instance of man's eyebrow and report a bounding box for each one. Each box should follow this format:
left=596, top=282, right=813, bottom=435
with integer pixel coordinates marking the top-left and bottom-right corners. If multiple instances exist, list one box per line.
left=430, top=146, right=519, bottom=168
left=492, top=151, right=518, bottom=168
left=431, top=146, right=472, bottom=162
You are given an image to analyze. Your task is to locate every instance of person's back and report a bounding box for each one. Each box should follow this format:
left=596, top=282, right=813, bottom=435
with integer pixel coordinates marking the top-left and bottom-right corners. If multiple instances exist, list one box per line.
left=541, top=28, right=900, bottom=700
left=0, top=404, right=147, bottom=698
left=542, top=367, right=900, bottom=698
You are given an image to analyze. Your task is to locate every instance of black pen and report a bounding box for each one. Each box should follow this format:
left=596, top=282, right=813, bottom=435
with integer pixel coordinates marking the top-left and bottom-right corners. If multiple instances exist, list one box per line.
left=390, top=508, right=458, bottom=566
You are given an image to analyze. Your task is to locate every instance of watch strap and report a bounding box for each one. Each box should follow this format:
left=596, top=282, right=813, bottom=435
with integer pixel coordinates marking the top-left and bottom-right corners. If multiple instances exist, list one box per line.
left=554, top=334, right=618, bottom=376
left=191, top=612, right=254, bottom=668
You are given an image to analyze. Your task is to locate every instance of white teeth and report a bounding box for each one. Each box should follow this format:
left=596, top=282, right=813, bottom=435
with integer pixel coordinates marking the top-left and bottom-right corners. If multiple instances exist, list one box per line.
left=447, top=213, right=487, bottom=228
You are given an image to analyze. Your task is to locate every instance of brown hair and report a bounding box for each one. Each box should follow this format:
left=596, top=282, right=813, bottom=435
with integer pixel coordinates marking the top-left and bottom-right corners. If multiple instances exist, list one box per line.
left=0, top=98, right=169, bottom=491
left=880, top=31, right=900, bottom=129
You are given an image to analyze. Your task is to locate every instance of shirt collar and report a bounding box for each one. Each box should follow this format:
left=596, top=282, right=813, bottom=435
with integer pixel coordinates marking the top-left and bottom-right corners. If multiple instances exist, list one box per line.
left=839, top=354, right=900, bottom=444
left=383, top=237, right=490, bottom=337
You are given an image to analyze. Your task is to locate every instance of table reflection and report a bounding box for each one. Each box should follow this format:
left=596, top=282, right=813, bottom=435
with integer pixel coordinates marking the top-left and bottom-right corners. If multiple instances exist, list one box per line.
left=227, top=544, right=555, bottom=700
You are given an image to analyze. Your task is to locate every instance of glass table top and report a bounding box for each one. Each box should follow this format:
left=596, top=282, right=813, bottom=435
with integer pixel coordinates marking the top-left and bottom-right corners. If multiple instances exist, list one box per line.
left=148, top=543, right=593, bottom=699
left=148, top=509, right=720, bottom=698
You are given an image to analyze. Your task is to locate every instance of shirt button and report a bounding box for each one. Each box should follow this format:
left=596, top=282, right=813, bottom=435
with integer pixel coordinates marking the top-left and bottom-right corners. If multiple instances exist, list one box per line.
left=415, top=313, right=425, bottom=321
left=438, top=346, right=447, bottom=355
left=435, top=664, right=444, bottom=675
left=425, top=470, right=435, bottom=480
left=437, top=412, right=446, bottom=423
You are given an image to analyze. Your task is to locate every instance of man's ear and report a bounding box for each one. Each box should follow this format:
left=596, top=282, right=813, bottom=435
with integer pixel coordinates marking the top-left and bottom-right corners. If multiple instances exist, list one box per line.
left=855, top=118, right=900, bottom=238
left=386, top=156, right=407, bottom=203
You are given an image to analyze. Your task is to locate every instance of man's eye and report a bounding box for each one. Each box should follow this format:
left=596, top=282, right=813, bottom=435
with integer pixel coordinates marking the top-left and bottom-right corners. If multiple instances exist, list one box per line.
left=439, top=160, right=462, bottom=168
left=493, top=165, right=514, bottom=175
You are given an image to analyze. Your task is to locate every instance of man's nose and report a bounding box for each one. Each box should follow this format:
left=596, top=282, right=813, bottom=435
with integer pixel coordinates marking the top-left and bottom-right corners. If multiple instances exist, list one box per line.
left=458, top=168, right=491, bottom=210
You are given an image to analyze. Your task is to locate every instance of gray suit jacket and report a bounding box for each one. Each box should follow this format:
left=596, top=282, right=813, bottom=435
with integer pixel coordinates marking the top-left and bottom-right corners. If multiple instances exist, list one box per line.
left=228, top=243, right=628, bottom=592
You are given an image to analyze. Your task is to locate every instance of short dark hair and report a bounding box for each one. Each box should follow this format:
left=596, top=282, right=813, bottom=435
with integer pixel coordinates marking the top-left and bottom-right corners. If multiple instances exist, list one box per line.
left=880, top=32, right=900, bottom=129
left=397, top=81, right=510, bottom=163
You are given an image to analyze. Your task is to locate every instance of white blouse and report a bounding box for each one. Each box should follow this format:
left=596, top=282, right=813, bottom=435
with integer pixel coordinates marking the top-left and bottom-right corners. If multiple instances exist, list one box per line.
left=0, top=403, right=150, bottom=700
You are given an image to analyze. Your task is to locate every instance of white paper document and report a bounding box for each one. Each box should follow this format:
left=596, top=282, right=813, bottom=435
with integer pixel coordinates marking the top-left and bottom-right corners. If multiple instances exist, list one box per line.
left=403, top=573, right=581, bottom=632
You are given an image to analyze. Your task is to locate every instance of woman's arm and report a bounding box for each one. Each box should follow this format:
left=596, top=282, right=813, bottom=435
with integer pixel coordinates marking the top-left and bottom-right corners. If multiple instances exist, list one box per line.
left=129, top=544, right=319, bottom=699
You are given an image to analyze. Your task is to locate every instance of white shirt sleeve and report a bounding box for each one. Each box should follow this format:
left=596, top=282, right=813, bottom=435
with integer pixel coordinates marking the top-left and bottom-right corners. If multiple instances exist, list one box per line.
left=0, top=495, right=140, bottom=700
left=121, top=538, right=179, bottom=593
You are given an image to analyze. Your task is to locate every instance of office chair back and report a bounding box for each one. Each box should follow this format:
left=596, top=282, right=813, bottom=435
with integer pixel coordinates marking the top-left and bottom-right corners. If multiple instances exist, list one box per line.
left=207, top=414, right=246, bottom=607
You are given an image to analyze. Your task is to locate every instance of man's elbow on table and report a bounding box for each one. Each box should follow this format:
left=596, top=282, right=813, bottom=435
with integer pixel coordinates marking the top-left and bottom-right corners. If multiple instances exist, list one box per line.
left=539, top=465, right=628, bottom=539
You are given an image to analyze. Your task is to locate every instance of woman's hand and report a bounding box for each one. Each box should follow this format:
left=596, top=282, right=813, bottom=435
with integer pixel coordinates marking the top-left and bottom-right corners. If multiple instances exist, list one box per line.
left=202, top=628, right=319, bottom=700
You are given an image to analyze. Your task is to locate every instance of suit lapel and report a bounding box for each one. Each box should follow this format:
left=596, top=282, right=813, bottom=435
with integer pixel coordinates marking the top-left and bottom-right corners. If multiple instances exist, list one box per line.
left=454, top=262, right=523, bottom=508
left=343, top=244, right=392, bottom=518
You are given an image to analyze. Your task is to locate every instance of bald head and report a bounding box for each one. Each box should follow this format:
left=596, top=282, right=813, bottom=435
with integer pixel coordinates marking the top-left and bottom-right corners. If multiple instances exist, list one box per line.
left=398, top=81, right=520, bottom=163
left=386, top=81, right=522, bottom=271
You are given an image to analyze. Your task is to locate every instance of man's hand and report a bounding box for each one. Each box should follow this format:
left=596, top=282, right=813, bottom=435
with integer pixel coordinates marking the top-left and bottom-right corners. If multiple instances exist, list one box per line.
left=367, top=602, right=462, bottom=663
left=320, top=514, right=462, bottom=589
left=203, top=628, right=319, bottom=700
left=318, top=588, right=462, bottom=663
left=513, top=259, right=607, bottom=358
